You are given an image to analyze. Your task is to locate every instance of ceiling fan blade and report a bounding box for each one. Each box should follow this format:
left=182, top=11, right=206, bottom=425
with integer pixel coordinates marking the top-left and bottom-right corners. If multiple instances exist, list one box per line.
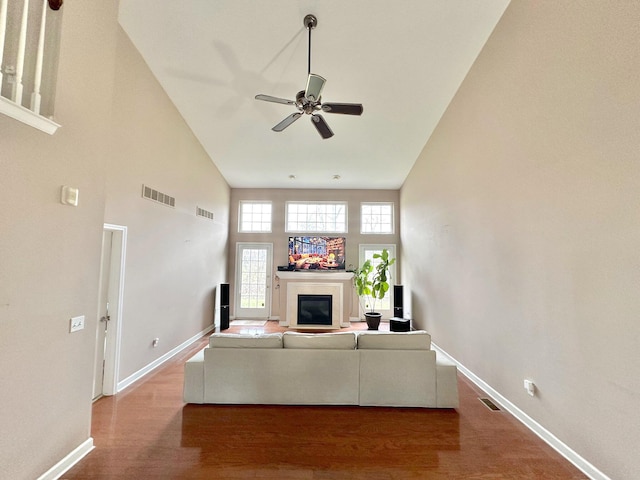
left=321, top=103, right=364, bottom=115
left=305, top=74, right=326, bottom=102
left=255, top=94, right=296, bottom=106
left=311, top=114, right=334, bottom=139
left=272, top=113, right=302, bottom=132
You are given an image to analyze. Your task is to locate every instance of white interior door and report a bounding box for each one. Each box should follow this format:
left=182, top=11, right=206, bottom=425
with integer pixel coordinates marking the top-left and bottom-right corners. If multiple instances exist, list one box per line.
left=235, top=243, right=272, bottom=319
left=94, top=224, right=126, bottom=399
left=93, top=230, right=112, bottom=400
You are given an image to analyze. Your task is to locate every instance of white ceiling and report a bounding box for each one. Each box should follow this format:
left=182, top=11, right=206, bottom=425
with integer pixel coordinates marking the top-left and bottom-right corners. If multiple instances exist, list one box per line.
left=118, top=1, right=510, bottom=190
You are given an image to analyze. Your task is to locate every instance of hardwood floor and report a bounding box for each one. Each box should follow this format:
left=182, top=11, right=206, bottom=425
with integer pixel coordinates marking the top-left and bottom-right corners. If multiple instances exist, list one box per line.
left=63, top=321, right=587, bottom=479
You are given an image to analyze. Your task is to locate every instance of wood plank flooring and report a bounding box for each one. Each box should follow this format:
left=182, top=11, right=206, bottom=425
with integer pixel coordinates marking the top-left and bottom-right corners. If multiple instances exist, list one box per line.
left=63, top=321, right=587, bottom=479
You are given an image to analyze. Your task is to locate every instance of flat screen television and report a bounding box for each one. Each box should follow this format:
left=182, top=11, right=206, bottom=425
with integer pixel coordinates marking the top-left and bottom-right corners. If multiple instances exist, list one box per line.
left=288, top=236, right=346, bottom=271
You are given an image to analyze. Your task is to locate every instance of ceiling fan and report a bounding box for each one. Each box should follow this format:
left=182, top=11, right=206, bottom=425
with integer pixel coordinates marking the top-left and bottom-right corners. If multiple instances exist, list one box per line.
left=255, top=14, right=363, bottom=139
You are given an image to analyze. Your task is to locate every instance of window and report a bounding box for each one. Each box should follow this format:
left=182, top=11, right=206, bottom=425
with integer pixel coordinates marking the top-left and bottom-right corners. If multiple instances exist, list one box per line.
left=239, top=201, right=272, bottom=232
left=361, top=202, right=394, bottom=234
left=286, top=202, right=347, bottom=233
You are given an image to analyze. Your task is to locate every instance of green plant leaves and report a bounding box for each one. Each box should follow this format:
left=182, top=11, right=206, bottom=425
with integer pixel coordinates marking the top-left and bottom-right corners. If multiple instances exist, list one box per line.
left=353, top=249, right=395, bottom=311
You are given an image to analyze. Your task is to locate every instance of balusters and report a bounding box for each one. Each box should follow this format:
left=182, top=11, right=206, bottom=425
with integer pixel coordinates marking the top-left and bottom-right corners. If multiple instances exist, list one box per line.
left=0, top=0, right=7, bottom=86
left=30, top=0, right=47, bottom=113
left=12, top=0, right=29, bottom=104
left=0, top=0, right=62, bottom=133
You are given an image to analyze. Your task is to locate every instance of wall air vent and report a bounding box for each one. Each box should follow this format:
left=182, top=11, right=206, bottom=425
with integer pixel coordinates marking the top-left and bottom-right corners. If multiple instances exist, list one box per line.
left=196, top=206, right=214, bottom=220
left=479, top=397, right=501, bottom=411
left=142, top=184, right=175, bottom=208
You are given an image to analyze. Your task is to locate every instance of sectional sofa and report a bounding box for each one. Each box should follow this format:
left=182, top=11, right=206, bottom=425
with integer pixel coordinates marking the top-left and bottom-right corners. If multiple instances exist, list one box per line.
left=183, top=330, right=459, bottom=408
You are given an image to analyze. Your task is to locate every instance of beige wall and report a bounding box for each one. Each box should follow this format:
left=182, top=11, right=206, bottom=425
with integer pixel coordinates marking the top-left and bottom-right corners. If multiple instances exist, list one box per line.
left=400, top=2, right=639, bottom=479
left=228, top=189, right=400, bottom=320
left=0, top=1, right=229, bottom=478
left=105, top=16, right=229, bottom=381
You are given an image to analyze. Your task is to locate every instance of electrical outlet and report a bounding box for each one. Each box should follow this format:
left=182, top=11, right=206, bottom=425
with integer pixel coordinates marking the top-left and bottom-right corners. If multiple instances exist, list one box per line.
left=524, top=379, right=536, bottom=396
left=69, top=315, right=85, bottom=333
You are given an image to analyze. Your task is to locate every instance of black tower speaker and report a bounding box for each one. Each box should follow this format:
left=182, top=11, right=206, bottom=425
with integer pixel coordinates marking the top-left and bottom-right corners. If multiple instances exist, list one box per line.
left=220, top=283, right=230, bottom=330
left=393, top=284, right=404, bottom=318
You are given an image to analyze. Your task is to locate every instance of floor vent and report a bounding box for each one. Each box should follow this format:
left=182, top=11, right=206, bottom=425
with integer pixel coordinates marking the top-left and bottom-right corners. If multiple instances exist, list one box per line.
left=142, top=184, right=175, bottom=208
left=479, top=397, right=501, bottom=411
left=196, top=206, right=214, bottom=220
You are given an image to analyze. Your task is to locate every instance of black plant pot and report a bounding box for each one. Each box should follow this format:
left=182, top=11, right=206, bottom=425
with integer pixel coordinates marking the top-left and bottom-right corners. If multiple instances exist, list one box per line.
left=364, top=312, right=382, bottom=331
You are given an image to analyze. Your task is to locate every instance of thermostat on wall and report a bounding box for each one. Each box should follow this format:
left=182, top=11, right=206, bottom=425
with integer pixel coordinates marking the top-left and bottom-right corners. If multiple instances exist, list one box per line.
left=61, top=186, right=79, bottom=206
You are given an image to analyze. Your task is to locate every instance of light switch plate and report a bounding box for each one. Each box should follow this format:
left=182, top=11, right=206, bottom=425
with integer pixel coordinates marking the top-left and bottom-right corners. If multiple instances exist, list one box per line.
left=524, top=379, right=536, bottom=396
left=70, top=315, right=85, bottom=333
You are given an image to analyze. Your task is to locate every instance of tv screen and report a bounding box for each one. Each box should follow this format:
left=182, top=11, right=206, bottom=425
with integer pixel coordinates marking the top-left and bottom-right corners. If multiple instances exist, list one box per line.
left=288, top=236, right=346, bottom=270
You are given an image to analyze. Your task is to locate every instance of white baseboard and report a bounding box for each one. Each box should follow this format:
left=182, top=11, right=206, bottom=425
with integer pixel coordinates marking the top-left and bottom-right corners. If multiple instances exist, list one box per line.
left=37, top=438, right=94, bottom=480
left=431, top=343, right=611, bottom=480
left=117, top=324, right=215, bottom=392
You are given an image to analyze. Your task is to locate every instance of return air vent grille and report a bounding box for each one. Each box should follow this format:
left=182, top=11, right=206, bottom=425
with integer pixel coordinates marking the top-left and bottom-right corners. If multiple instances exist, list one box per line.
left=142, top=185, right=175, bottom=208
left=479, top=397, right=501, bottom=411
left=196, top=206, right=214, bottom=220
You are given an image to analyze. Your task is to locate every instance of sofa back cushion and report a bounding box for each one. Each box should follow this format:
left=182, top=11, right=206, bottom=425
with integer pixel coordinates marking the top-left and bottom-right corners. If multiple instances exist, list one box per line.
left=283, top=331, right=357, bottom=350
left=357, top=331, right=431, bottom=350
left=209, top=332, right=283, bottom=348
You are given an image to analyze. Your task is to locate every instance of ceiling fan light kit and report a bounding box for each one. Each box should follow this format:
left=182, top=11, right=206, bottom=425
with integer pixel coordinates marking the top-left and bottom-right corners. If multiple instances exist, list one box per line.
left=255, top=14, right=363, bottom=139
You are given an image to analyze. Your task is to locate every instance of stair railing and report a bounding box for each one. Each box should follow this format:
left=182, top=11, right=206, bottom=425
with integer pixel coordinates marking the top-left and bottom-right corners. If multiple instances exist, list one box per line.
left=0, top=0, right=62, bottom=134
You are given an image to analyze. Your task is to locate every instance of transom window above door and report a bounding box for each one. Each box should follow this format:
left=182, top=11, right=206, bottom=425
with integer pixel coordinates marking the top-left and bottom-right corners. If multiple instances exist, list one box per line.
left=239, top=201, right=272, bottom=232
left=361, top=202, right=394, bottom=234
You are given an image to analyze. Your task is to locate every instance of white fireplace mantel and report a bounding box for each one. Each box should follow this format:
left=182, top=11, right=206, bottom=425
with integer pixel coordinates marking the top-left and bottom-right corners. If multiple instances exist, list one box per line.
left=275, top=271, right=353, bottom=281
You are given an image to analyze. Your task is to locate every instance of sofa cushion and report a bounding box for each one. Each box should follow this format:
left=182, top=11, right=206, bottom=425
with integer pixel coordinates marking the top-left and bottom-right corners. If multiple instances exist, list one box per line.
left=283, top=331, right=357, bottom=350
left=357, top=331, right=431, bottom=350
left=209, top=332, right=283, bottom=348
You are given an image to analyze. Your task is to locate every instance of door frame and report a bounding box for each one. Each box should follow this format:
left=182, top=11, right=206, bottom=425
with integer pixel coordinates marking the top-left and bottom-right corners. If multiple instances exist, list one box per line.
left=234, top=242, right=273, bottom=319
left=96, top=223, right=127, bottom=396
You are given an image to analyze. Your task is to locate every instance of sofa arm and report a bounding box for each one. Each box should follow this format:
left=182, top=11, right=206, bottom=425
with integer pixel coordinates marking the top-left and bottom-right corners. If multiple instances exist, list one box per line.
left=183, top=347, right=206, bottom=404
left=435, top=351, right=459, bottom=408
left=359, top=349, right=437, bottom=407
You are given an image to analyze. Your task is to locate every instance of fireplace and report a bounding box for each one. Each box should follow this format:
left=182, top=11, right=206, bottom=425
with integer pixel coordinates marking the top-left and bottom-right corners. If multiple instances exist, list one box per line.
left=285, top=280, right=344, bottom=329
left=297, top=294, right=333, bottom=326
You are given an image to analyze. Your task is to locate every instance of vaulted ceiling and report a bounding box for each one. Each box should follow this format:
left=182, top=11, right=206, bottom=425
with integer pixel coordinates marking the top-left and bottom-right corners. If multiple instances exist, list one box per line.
left=118, top=1, right=510, bottom=189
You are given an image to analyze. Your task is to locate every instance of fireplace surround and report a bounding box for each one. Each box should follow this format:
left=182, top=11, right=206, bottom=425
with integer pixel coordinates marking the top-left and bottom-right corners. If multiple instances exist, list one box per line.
left=277, top=271, right=353, bottom=329
left=287, top=282, right=342, bottom=329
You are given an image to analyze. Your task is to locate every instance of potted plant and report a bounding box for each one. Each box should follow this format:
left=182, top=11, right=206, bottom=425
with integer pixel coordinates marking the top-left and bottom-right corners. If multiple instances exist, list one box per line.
left=353, top=249, right=396, bottom=330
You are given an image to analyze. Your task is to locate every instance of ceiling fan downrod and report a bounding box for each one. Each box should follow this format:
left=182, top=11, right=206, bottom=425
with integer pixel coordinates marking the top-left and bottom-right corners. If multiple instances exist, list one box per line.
left=303, top=14, right=317, bottom=75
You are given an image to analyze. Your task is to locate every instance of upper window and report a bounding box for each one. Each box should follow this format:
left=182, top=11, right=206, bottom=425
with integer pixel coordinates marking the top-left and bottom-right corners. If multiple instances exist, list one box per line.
left=286, top=202, right=347, bottom=233
left=239, top=201, right=272, bottom=232
left=361, top=202, right=394, bottom=234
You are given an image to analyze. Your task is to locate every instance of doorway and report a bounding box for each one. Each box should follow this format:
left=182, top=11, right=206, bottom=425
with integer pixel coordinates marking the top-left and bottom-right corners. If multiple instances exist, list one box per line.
left=93, top=224, right=126, bottom=400
left=234, top=243, right=273, bottom=319
left=358, top=244, right=397, bottom=319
